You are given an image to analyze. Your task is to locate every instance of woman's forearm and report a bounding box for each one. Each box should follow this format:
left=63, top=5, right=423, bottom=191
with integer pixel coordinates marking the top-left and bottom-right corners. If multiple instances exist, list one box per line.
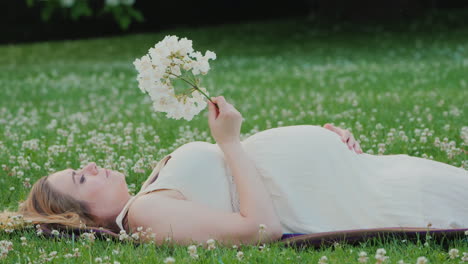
left=218, top=141, right=283, bottom=241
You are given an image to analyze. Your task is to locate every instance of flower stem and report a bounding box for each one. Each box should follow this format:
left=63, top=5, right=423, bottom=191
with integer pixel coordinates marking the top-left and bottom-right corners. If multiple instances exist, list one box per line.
left=168, top=72, right=219, bottom=110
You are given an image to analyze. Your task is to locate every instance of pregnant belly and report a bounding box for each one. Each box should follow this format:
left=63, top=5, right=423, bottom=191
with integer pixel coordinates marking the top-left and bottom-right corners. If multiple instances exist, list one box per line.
left=240, top=125, right=382, bottom=226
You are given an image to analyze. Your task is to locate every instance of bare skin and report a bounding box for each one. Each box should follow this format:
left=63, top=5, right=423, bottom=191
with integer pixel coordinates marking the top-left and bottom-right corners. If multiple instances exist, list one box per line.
left=47, top=162, right=133, bottom=228
left=323, top=123, right=363, bottom=154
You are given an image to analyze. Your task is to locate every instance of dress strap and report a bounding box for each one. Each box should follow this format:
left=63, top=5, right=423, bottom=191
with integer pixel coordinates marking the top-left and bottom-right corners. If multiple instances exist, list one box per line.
left=140, top=155, right=172, bottom=192
left=115, top=154, right=172, bottom=232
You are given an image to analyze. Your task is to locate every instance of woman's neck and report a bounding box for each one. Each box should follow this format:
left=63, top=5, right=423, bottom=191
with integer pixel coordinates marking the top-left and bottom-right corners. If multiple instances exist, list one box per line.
left=102, top=194, right=134, bottom=233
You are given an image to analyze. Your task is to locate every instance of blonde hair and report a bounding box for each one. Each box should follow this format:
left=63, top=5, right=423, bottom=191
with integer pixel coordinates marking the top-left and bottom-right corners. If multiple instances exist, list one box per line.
left=0, top=175, right=116, bottom=234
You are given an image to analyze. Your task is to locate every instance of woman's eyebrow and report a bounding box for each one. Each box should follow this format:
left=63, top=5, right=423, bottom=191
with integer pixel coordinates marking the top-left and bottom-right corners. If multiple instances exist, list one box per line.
left=71, top=171, right=76, bottom=184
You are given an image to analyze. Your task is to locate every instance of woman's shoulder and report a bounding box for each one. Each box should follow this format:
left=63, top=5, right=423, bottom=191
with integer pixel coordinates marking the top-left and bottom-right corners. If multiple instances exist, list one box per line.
left=126, top=190, right=187, bottom=232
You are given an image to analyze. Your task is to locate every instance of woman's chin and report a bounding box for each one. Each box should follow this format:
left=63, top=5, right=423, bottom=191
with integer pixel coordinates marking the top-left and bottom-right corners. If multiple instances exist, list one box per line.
left=116, top=171, right=126, bottom=180
left=110, top=170, right=125, bottom=178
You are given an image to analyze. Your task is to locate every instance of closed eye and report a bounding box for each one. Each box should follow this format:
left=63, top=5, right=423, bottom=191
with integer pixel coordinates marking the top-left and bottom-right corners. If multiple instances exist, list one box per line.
left=80, top=175, right=85, bottom=184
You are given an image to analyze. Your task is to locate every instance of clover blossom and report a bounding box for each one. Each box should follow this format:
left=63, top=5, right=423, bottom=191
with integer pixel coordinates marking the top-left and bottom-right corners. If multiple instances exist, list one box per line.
left=134, top=35, right=217, bottom=121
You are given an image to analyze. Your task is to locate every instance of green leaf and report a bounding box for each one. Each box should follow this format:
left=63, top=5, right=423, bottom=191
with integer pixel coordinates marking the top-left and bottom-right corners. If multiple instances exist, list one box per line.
left=118, top=15, right=131, bottom=30
left=26, top=0, right=35, bottom=8
left=128, top=8, right=144, bottom=22
left=41, top=4, right=56, bottom=21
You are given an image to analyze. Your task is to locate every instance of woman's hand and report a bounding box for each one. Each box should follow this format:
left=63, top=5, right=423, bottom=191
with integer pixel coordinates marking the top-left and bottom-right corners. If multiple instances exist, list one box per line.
left=208, top=96, right=243, bottom=146
left=323, top=123, right=363, bottom=154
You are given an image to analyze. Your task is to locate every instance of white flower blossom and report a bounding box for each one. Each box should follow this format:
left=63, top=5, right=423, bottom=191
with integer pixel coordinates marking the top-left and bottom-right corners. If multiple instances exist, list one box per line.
left=318, top=255, right=328, bottom=264
left=461, top=252, right=468, bottom=262
left=358, top=251, right=369, bottom=263
left=119, top=230, right=130, bottom=241
left=449, top=248, right=459, bottom=259
left=0, top=240, right=13, bottom=259
left=206, top=238, right=216, bottom=250
left=236, top=251, right=244, bottom=260
left=60, top=0, right=75, bottom=8
left=131, top=233, right=139, bottom=240
left=163, top=256, right=175, bottom=263
left=416, top=256, right=428, bottom=264
left=187, top=245, right=197, bottom=255
left=134, top=35, right=215, bottom=121
left=81, top=232, right=96, bottom=243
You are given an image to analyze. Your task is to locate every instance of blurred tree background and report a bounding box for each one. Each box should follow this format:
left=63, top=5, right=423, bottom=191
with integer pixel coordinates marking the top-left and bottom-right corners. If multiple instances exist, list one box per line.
left=1, top=0, right=468, bottom=44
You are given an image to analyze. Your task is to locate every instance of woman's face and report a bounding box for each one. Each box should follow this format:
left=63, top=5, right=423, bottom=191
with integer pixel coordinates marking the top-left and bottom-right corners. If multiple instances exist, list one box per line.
left=47, top=162, right=131, bottom=223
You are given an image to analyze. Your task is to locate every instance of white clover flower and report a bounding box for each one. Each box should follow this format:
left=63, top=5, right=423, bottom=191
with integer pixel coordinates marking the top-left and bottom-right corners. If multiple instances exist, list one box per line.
left=465, top=230, right=468, bottom=236
left=131, top=233, right=140, bottom=240
left=318, top=255, right=328, bottom=264
left=134, top=35, right=215, bottom=121
left=81, top=232, right=96, bottom=243
left=358, top=251, right=369, bottom=263
left=416, top=256, right=428, bottom=264
left=163, top=256, right=175, bottom=263
left=95, top=257, right=103, bottom=263
left=60, top=0, right=75, bottom=8
left=0, top=240, right=13, bottom=251
left=236, top=251, right=244, bottom=260
left=51, top=229, right=60, bottom=236
left=448, top=248, right=459, bottom=259
left=375, top=255, right=389, bottom=263
left=376, top=248, right=386, bottom=256
left=187, top=245, right=197, bottom=255
left=206, top=238, right=216, bottom=250
left=119, top=230, right=130, bottom=241
left=0, top=240, right=13, bottom=259
left=375, top=248, right=389, bottom=264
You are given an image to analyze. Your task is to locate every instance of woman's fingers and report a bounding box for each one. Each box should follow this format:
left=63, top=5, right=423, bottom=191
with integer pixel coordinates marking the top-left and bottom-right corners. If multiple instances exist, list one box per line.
left=324, top=123, right=341, bottom=135
left=211, top=96, right=228, bottom=113
left=326, top=125, right=362, bottom=154
left=354, top=142, right=363, bottom=154
left=325, top=124, right=363, bottom=153
left=344, top=134, right=363, bottom=154
left=342, top=131, right=350, bottom=143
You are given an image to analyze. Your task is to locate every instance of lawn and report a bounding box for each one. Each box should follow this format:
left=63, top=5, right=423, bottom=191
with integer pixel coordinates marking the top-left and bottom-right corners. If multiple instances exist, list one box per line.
left=0, top=13, right=467, bottom=263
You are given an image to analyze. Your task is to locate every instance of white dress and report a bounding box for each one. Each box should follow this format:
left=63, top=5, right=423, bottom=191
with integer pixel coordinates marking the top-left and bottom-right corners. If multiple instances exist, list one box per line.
left=116, top=125, right=468, bottom=235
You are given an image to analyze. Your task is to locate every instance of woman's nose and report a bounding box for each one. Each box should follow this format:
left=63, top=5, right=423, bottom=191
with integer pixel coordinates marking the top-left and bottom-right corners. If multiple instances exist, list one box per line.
left=83, top=162, right=98, bottom=174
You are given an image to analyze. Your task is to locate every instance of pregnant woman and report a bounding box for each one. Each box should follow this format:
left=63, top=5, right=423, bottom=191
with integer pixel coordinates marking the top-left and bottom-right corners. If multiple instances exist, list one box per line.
left=3, top=96, right=467, bottom=246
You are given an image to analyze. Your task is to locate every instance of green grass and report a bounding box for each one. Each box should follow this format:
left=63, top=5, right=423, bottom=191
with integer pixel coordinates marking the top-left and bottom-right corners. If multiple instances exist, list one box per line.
left=1, top=14, right=467, bottom=263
